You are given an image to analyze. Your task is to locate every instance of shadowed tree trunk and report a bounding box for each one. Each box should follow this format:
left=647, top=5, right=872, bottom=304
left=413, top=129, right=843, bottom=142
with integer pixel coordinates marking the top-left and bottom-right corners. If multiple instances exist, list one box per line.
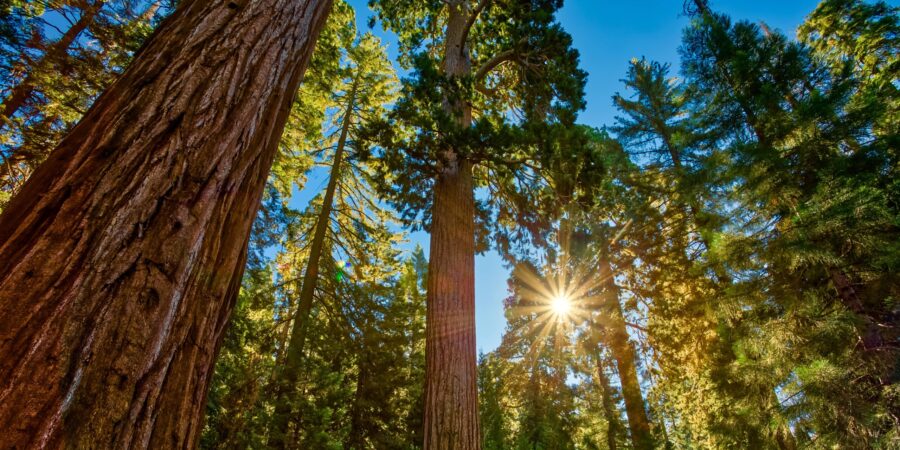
left=347, top=362, right=368, bottom=449
left=599, top=258, right=655, bottom=450
left=347, top=324, right=373, bottom=450
left=268, top=75, right=358, bottom=448
left=0, top=0, right=332, bottom=447
left=423, top=1, right=480, bottom=448
left=595, top=356, right=620, bottom=450
left=1, top=0, right=106, bottom=123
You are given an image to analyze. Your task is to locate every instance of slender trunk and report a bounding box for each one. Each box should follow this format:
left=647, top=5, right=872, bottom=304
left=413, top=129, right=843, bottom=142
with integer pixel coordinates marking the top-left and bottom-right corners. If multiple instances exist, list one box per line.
left=0, top=0, right=332, bottom=447
left=599, top=259, right=655, bottom=450
left=423, top=2, right=480, bottom=448
left=269, top=76, right=358, bottom=447
left=595, top=357, right=620, bottom=450
left=775, top=428, right=798, bottom=450
left=347, top=339, right=369, bottom=449
left=773, top=410, right=798, bottom=450
left=137, top=0, right=162, bottom=23
left=691, top=0, right=709, bottom=15
left=1, top=0, right=106, bottom=122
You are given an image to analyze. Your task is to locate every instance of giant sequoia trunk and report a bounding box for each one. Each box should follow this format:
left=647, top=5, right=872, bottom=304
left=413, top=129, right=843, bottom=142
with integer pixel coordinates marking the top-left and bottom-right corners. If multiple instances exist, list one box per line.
left=425, top=157, right=479, bottom=450
left=423, top=2, right=480, bottom=448
left=0, top=0, right=332, bottom=447
left=268, top=77, right=357, bottom=448
left=1, top=0, right=106, bottom=123
left=599, top=259, right=655, bottom=450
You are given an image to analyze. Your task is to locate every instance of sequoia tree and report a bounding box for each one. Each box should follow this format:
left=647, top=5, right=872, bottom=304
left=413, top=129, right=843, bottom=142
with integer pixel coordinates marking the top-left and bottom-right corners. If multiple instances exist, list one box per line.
left=0, top=0, right=333, bottom=447
left=367, top=1, right=585, bottom=446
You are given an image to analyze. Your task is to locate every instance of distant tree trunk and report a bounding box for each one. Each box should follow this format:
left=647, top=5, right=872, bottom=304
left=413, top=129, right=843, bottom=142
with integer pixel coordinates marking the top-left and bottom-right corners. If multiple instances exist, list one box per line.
left=269, top=75, right=358, bottom=447
left=599, top=259, right=655, bottom=450
left=0, top=0, right=332, bottom=447
left=347, top=334, right=371, bottom=450
left=1, top=0, right=106, bottom=123
left=828, top=267, right=885, bottom=352
left=423, top=2, right=480, bottom=448
left=137, top=0, right=162, bottom=24
left=595, top=357, right=620, bottom=450
left=770, top=391, right=798, bottom=450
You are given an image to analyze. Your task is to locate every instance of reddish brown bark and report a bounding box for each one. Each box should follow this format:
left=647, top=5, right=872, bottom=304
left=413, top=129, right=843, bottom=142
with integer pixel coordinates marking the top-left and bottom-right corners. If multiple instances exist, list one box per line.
left=599, top=259, right=655, bottom=450
left=1, top=0, right=106, bottom=123
left=422, top=1, right=481, bottom=449
left=425, top=159, right=479, bottom=450
left=0, top=0, right=332, bottom=447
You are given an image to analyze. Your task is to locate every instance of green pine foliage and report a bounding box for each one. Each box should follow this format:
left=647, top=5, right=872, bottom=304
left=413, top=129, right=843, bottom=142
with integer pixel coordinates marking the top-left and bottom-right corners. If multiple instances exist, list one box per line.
left=3, top=0, right=896, bottom=448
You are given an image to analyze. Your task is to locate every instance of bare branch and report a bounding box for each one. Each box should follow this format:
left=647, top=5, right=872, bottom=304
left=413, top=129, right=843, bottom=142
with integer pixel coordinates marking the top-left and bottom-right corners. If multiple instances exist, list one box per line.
left=473, top=48, right=516, bottom=82
left=626, top=322, right=649, bottom=333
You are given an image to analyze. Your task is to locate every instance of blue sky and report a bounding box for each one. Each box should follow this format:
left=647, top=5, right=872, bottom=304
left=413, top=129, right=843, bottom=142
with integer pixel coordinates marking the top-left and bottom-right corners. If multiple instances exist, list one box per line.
left=335, top=0, right=824, bottom=353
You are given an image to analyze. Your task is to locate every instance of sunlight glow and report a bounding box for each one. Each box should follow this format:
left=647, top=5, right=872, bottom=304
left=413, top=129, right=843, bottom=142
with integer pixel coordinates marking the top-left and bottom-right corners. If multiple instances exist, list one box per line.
left=551, top=294, right=572, bottom=316
left=503, top=223, right=621, bottom=364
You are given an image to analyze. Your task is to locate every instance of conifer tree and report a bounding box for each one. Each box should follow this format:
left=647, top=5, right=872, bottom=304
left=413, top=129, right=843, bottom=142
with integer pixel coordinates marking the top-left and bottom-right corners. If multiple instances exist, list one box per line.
left=0, top=0, right=167, bottom=203
left=365, top=1, right=585, bottom=445
left=679, top=1, right=899, bottom=445
left=268, top=31, right=398, bottom=447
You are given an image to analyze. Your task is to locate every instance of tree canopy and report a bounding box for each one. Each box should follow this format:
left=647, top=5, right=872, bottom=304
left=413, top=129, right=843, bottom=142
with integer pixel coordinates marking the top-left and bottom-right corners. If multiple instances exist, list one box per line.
left=0, top=0, right=896, bottom=448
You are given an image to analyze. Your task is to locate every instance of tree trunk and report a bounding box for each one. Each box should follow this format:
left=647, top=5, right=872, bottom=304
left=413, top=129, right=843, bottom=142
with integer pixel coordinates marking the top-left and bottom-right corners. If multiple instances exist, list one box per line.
left=269, top=75, right=357, bottom=447
left=828, top=267, right=885, bottom=351
left=423, top=2, right=480, bottom=449
left=595, top=357, right=620, bottom=450
left=424, top=158, right=479, bottom=450
left=347, top=335, right=370, bottom=450
left=1, top=0, right=106, bottom=123
left=0, top=0, right=332, bottom=447
left=599, top=259, right=655, bottom=450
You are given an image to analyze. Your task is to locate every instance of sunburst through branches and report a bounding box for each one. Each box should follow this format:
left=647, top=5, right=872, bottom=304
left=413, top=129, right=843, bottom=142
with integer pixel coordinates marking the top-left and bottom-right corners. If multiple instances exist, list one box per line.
left=506, top=247, right=611, bottom=364
left=550, top=294, right=572, bottom=316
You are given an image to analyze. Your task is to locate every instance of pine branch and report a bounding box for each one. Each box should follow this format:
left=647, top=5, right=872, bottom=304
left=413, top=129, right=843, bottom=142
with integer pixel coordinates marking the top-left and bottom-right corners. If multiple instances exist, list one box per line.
left=460, top=0, right=491, bottom=53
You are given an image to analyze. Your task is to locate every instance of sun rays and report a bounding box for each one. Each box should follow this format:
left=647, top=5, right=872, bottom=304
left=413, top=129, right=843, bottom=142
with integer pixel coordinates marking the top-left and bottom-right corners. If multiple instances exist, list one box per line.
left=550, top=294, right=572, bottom=317
left=505, top=255, right=611, bottom=365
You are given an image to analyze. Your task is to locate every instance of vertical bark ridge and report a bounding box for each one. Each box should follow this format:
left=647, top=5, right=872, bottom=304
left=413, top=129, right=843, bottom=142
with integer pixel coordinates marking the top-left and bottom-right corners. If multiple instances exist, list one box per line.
left=0, top=0, right=332, bottom=447
left=423, top=1, right=481, bottom=448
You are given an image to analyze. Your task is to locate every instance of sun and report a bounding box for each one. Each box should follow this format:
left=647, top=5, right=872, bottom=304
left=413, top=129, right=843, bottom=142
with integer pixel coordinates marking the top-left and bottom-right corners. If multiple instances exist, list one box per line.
left=550, top=294, right=572, bottom=316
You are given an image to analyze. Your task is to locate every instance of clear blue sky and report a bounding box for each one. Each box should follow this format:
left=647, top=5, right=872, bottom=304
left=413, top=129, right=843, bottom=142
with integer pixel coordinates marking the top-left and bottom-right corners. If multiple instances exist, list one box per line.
left=336, top=0, right=823, bottom=353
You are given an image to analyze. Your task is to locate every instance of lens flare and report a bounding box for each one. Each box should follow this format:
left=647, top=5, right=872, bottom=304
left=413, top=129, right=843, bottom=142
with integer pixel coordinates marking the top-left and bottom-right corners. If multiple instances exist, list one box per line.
left=551, top=294, right=571, bottom=316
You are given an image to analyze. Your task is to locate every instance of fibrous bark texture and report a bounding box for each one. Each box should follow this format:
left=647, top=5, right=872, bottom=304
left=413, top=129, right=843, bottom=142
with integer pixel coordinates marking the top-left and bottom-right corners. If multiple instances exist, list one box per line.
left=0, top=0, right=332, bottom=447
left=422, top=1, right=481, bottom=449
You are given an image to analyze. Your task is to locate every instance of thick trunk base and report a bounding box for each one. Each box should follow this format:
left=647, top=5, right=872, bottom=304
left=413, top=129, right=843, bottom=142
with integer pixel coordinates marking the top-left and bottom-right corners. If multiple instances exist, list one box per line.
left=423, top=160, right=480, bottom=450
left=0, top=0, right=331, bottom=447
